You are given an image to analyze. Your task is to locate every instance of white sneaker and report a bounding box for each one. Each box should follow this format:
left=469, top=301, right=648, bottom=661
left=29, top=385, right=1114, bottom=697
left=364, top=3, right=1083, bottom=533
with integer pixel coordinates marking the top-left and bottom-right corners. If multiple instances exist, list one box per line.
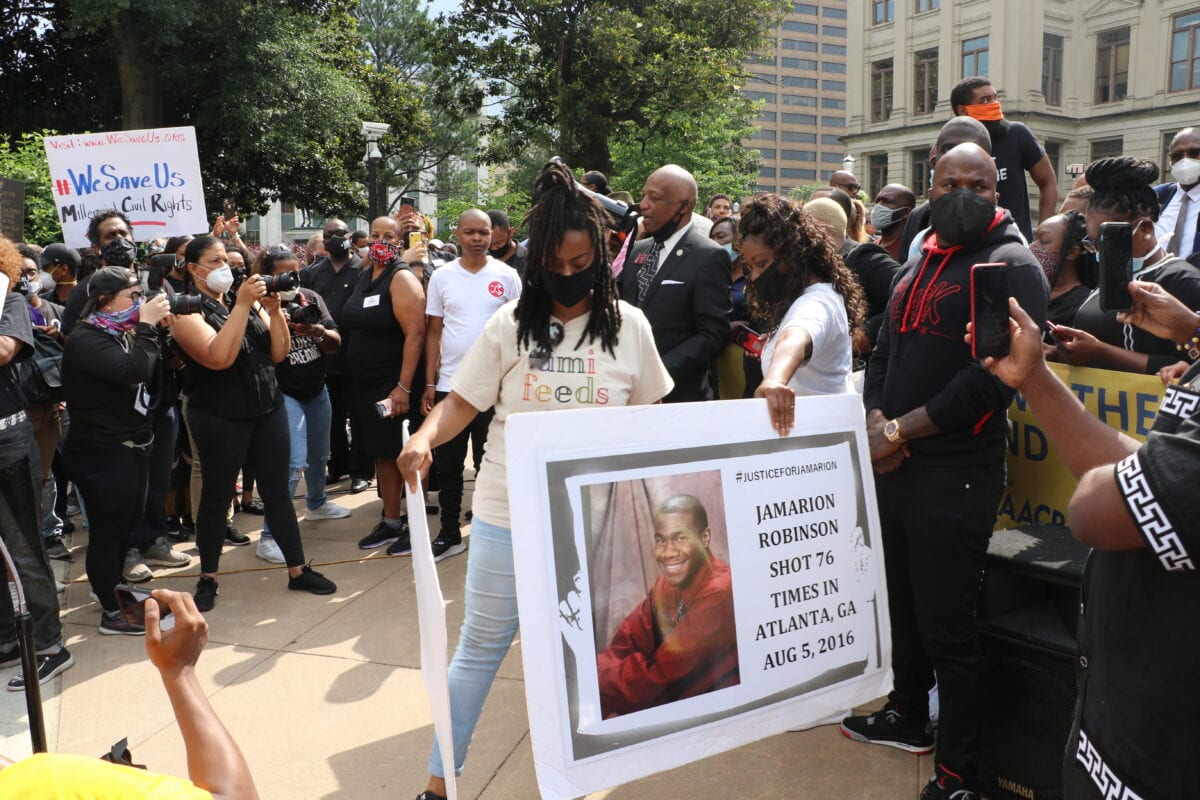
left=256, top=535, right=286, bottom=564
left=305, top=501, right=352, bottom=521
left=122, top=549, right=152, bottom=583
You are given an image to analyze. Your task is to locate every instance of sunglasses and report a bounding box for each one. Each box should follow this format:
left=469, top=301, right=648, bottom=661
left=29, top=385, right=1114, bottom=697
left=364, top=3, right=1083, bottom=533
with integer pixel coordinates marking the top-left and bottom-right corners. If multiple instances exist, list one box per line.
left=528, top=322, right=565, bottom=370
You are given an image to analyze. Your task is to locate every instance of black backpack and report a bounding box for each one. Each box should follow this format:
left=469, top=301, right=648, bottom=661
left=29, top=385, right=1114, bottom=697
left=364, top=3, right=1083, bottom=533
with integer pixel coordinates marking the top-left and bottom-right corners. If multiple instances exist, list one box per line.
left=20, top=328, right=64, bottom=406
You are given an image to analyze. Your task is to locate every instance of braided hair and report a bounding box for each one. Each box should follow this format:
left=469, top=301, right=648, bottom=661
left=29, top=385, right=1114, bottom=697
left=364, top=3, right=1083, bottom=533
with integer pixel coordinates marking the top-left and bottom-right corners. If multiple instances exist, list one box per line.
left=1085, top=157, right=1160, bottom=222
left=516, top=161, right=622, bottom=355
left=738, top=193, right=867, bottom=340
left=1058, top=209, right=1088, bottom=265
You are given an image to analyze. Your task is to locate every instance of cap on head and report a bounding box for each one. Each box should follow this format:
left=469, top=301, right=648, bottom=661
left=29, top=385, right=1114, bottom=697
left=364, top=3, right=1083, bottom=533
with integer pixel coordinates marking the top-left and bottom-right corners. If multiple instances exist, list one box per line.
left=40, top=243, right=82, bottom=272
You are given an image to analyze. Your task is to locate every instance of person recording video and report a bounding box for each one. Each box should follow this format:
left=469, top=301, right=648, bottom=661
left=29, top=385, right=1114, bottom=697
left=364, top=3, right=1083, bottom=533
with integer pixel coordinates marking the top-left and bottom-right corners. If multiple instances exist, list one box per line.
left=170, top=236, right=336, bottom=612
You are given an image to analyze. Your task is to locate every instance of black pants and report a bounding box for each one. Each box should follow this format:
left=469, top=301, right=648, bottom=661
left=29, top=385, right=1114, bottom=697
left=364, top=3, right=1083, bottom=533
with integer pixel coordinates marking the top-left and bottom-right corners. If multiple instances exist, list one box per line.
left=876, top=459, right=1005, bottom=781
left=63, top=433, right=150, bottom=613
left=326, top=373, right=372, bottom=481
left=432, top=391, right=491, bottom=539
left=131, top=403, right=178, bottom=550
left=0, top=420, right=63, bottom=651
left=187, top=403, right=305, bottom=574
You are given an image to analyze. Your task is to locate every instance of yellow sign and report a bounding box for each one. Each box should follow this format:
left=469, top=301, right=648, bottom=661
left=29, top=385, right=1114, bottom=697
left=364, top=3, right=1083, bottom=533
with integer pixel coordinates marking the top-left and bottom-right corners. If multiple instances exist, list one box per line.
left=998, top=363, right=1165, bottom=529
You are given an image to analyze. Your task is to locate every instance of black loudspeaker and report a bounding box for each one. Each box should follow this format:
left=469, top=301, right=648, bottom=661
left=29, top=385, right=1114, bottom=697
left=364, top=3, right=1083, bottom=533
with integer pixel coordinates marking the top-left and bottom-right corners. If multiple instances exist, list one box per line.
left=976, top=524, right=1089, bottom=800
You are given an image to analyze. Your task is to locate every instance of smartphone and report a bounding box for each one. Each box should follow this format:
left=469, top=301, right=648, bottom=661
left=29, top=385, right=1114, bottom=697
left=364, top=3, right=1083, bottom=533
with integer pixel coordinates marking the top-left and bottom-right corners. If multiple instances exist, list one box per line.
left=970, top=262, right=1011, bottom=359
left=375, top=398, right=393, bottom=418
left=1098, top=221, right=1133, bottom=312
left=407, top=231, right=423, bottom=250
left=222, top=199, right=237, bottom=220
left=114, top=584, right=174, bottom=631
left=399, top=196, right=416, bottom=209
left=731, top=323, right=765, bottom=357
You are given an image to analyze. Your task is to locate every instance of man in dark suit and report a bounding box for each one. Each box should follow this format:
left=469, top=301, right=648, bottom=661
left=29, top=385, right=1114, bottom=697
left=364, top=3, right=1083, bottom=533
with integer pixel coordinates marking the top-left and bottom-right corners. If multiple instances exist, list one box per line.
left=1154, top=127, right=1200, bottom=260
left=619, top=165, right=730, bottom=403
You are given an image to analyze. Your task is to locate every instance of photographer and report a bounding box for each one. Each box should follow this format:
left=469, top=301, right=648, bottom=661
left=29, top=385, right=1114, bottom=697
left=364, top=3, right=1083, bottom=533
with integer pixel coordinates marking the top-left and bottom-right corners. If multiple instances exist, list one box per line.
left=252, top=246, right=350, bottom=565
left=61, top=268, right=175, bottom=634
left=171, top=236, right=335, bottom=611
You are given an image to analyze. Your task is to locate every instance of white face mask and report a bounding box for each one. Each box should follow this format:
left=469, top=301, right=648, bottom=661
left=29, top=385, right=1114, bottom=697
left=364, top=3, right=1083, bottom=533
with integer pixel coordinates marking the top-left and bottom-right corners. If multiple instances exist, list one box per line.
left=277, top=289, right=298, bottom=302
left=204, top=265, right=234, bottom=294
left=1171, top=157, right=1200, bottom=187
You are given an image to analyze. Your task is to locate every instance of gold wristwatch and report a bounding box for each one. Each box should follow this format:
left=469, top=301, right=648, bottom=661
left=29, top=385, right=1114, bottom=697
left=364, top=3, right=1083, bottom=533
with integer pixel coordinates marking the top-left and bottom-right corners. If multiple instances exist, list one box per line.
left=883, top=418, right=906, bottom=444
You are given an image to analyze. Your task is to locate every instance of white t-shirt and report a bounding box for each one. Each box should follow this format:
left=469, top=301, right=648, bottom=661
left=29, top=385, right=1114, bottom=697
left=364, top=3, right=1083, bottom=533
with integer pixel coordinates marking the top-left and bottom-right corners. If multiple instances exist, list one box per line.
left=760, top=282, right=854, bottom=396
left=450, top=299, right=674, bottom=527
left=426, top=258, right=522, bottom=391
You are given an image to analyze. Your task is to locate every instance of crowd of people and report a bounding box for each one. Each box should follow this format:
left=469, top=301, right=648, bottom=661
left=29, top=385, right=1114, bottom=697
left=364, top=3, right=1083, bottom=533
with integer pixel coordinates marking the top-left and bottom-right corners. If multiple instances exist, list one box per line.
left=0, top=73, right=1197, bottom=799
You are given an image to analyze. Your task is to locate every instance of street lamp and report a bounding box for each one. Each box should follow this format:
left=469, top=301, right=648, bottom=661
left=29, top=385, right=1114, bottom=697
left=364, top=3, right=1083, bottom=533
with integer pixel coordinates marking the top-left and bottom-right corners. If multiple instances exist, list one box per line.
left=361, top=121, right=390, bottom=221
left=841, top=154, right=856, bottom=176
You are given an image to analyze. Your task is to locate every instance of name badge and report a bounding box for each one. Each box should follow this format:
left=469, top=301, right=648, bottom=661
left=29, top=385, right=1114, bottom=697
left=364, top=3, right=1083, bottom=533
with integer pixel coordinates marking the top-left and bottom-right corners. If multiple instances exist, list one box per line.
left=363, top=295, right=381, bottom=308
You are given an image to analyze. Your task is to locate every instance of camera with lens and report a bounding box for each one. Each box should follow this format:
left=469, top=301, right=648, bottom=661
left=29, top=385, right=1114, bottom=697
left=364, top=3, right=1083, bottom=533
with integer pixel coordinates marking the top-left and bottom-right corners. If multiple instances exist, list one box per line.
left=284, top=301, right=323, bottom=326
left=146, top=254, right=203, bottom=315
left=260, top=271, right=300, bottom=294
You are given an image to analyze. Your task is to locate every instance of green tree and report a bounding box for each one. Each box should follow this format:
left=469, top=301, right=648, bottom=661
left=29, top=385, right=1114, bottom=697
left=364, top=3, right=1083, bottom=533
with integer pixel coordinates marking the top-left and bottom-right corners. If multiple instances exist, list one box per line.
left=0, top=131, right=61, bottom=244
left=433, top=0, right=788, bottom=176
left=789, top=183, right=829, bottom=203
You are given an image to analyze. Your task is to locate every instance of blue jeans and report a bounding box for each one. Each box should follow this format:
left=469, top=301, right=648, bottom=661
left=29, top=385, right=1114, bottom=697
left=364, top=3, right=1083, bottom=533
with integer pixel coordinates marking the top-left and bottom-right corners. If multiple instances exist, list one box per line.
left=264, top=389, right=332, bottom=538
left=428, top=518, right=517, bottom=777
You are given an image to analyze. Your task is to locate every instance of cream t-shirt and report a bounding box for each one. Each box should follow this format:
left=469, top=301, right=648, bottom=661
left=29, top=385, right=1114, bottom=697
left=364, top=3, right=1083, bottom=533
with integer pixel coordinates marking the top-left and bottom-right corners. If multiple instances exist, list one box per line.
left=450, top=299, right=673, bottom=528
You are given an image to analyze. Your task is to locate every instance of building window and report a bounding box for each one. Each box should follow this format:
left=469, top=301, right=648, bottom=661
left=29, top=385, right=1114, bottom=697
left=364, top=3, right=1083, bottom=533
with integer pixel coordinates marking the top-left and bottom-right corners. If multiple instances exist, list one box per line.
left=783, top=20, right=818, bottom=33
left=823, top=61, right=847, bottom=74
left=869, top=155, right=889, bottom=199
left=823, top=6, right=847, bottom=19
left=782, top=57, right=818, bottom=70
left=823, top=25, right=846, bottom=37
left=744, top=90, right=777, bottom=103
left=822, top=79, right=846, bottom=91
left=759, top=167, right=777, bottom=178
left=821, top=116, right=846, bottom=127
left=760, top=111, right=777, bottom=122
left=962, top=35, right=989, bottom=77
left=913, top=48, right=938, bottom=115
left=822, top=97, right=846, bottom=109
left=782, top=38, right=818, bottom=52
left=783, top=75, right=819, bottom=88
left=915, top=0, right=939, bottom=12
left=758, top=148, right=777, bottom=159
left=823, top=43, right=847, bottom=55
left=1095, top=27, right=1130, bottom=103
left=748, top=52, right=776, bottom=66
left=782, top=112, right=818, bottom=124
left=783, top=93, right=817, bottom=105
left=821, top=133, right=843, bottom=146
left=782, top=149, right=816, bottom=161
left=792, top=2, right=817, bottom=14
left=752, top=128, right=776, bottom=140
left=872, top=0, right=894, bottom=25
left=910, top=149, right=931, bottom=198
left=821, top=169, right=836, bottom=180
left=871, top=59, right=894, bottom=122
left=782, top=168, right=818, bottom=180
left=1170, top=11, right=1200, bottom=92
left=1043, top=33, right=1064, bottom=106
left=782, top=131, right=817, bottom=143
left=821, top=151, right=845, bottom=164
left=1090, top=137, right=1124, bottom=161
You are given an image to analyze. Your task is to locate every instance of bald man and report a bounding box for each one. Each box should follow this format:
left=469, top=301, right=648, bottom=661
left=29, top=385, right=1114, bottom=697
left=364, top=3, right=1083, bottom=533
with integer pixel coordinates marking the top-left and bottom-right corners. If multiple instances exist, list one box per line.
left=843, top=143, right=1048, bottom=800
left=1154, top=127, right=1200, bottom=259
left=619, top=165, right=731, bottom=402
left=830, top=170, right=861, bottom=197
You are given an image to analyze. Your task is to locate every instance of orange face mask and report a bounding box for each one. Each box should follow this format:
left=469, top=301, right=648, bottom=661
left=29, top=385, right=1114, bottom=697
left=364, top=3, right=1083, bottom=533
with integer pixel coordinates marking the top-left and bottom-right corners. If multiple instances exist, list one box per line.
left=964, top=101, right=1004, bottom=122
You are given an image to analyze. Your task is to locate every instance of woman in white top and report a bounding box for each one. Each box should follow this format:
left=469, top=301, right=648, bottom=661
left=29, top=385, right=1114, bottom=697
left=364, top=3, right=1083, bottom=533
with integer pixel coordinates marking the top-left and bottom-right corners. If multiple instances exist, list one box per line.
left=740, top=193, right=866, bottom=435
left=398, top=161, right=673, bottom=800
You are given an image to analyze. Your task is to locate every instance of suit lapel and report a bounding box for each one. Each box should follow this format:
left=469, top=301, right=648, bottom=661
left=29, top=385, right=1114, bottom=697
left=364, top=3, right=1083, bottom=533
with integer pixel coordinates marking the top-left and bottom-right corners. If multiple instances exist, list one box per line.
left=640, top=231, right=696, bottom=308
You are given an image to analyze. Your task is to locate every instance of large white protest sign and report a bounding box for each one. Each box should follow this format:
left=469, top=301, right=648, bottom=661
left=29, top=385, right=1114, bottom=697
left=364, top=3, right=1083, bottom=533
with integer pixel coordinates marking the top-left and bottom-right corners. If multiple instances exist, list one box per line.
left=506, top=394, right=892, bottom=798
left=43, top=127, right=208, bottom=247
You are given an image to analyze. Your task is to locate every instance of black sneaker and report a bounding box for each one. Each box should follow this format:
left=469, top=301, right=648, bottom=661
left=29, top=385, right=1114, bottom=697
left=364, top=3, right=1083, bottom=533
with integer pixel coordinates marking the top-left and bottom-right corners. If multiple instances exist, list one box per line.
left=165, top=516, right=192, bottom=543
left=840, top=703, right=934, bottom=754
left=44, top=534, right=70, bottom=560
left=920, top=764, right=978, bottom=800
left=358, top=521, right=403, bottom=550
left=431, top=535, right=466, bottom=562
left=224, top=525, right=251, bottom=546
left=6, top=648, right=74, bottom=691
left=288, top=564, right=337, bottom=595
left=386, top=533, right=413, bottom=556
left=194, top=576, right=219, bottom=612
left=351, top=478, right=371, bottom=494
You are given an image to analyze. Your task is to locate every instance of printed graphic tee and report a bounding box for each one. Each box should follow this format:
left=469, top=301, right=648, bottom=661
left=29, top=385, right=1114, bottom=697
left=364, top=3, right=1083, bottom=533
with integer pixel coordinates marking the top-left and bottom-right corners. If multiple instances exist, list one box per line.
left=426, top=257, right=522, bottom=391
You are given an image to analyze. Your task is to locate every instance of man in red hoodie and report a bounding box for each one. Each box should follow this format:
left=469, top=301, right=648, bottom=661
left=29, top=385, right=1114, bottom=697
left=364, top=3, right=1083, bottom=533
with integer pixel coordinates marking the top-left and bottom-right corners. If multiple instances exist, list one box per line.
left=596, top=494, right=739, bottom=718
left=841, top=143, right=1049, bottom=800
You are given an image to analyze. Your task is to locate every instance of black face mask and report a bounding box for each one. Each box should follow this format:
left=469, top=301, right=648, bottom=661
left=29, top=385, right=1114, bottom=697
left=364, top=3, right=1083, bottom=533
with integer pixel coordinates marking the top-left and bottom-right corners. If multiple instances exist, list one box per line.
left=101, top=236, right=137, bottom=268
left=326, top=235, right=350, bottom=257
left=749, top=261, right=785, bottom=302
left=546, top=262, right=597, bottom=307
left=930, top=189, right=995, bottom=248
left=651, top=201, right=691, bottom=244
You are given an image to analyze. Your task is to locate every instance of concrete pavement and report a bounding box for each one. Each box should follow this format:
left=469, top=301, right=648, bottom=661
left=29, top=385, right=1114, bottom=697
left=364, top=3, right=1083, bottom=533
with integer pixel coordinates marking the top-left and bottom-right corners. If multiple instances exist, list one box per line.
left=0, top=478, right=931, bottom=799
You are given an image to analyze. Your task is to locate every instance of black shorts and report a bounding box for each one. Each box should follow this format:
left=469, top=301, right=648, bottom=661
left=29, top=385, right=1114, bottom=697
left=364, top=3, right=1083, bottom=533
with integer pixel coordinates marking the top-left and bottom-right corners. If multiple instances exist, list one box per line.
left=353, top=375, right=407, bottom=460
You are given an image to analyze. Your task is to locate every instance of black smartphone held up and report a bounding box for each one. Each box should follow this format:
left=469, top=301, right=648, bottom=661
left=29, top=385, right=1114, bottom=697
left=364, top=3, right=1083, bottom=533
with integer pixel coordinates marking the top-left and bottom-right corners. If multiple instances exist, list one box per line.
left=399, top=196, right=416, bottom=209
left=114, top=584, right=174, bottom=631
left=222, top=198, right=237, bottom=220
left=1098, top=221, right=1133, bottom=312
left=970, top=262, right=1011, bottom=360
left=731, top=323, right=765, bottom=357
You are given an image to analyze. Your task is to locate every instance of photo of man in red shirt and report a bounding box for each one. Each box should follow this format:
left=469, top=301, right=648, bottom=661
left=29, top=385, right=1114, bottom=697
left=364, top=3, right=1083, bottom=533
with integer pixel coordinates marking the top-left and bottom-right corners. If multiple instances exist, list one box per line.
left=596, top=494, right=739, bottom=718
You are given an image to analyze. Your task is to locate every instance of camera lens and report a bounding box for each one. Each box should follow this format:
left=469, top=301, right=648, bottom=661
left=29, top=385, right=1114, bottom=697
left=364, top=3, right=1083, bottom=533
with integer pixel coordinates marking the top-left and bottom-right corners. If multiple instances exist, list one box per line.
left=262, top=271, right=300, bottom=294
left=169, top=294, right=204, bottom=315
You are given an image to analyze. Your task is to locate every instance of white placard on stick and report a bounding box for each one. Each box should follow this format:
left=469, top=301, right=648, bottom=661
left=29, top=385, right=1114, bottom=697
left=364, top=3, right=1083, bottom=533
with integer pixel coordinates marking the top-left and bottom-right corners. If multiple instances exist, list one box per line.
left=43, top=126, right=209, bottom=247
left=505, top=395, right=892, bottom=799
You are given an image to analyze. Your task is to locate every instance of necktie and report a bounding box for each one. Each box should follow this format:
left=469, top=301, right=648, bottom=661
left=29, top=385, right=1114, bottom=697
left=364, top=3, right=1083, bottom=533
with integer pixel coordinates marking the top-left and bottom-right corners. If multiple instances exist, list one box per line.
left=1169, top=192, right=1191, bottom=256
left=636, top=239, right=664, bottom=303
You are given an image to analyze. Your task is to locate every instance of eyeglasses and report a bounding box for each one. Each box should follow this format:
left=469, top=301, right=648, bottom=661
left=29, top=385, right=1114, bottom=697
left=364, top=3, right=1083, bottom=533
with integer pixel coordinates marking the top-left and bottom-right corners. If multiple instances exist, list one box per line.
left=528, top=322, right=565, bottom=370
left=1169, top=147, right=1200, bottom=163
left=122, top=290, right=142, bottom=302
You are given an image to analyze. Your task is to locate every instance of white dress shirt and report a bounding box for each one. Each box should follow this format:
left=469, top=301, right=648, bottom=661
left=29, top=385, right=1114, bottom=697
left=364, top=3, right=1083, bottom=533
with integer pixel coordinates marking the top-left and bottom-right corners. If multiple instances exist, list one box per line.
left=1154, top=183, right=1200, bottom=259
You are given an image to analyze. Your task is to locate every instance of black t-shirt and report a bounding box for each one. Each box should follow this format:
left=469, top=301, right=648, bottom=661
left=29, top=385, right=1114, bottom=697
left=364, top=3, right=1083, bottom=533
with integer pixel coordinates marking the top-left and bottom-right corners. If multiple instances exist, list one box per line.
left=844, top=242, right=902, bottom=345
left=62, top=321, right=160, bottom=445
left=178, top=296, right=281, bottom=419
left=991, top=121, right=1045, bottom=241
left=59, top=277, right=92, bottom=336
left=299, top=255, right=362, bottom=375
left=276, top=289, right=336, bottom=401
left=1065, top=361, right=1200, bottom=799
left=0, top=292, right=35, bottom=418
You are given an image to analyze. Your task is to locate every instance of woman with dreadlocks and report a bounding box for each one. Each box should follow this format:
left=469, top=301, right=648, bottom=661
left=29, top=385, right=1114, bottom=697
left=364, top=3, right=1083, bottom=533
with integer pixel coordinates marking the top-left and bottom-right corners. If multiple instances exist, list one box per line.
left=1051, top=157, right=1200, bottom=374
left=737, top=193, right=866, bottom=435
left=398, top=160, right=672, bottom=800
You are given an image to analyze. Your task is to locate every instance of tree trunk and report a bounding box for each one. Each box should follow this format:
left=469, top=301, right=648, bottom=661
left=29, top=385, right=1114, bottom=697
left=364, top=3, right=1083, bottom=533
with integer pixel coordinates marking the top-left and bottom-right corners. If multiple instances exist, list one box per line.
left=109, top=10, right=163, bottom=130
